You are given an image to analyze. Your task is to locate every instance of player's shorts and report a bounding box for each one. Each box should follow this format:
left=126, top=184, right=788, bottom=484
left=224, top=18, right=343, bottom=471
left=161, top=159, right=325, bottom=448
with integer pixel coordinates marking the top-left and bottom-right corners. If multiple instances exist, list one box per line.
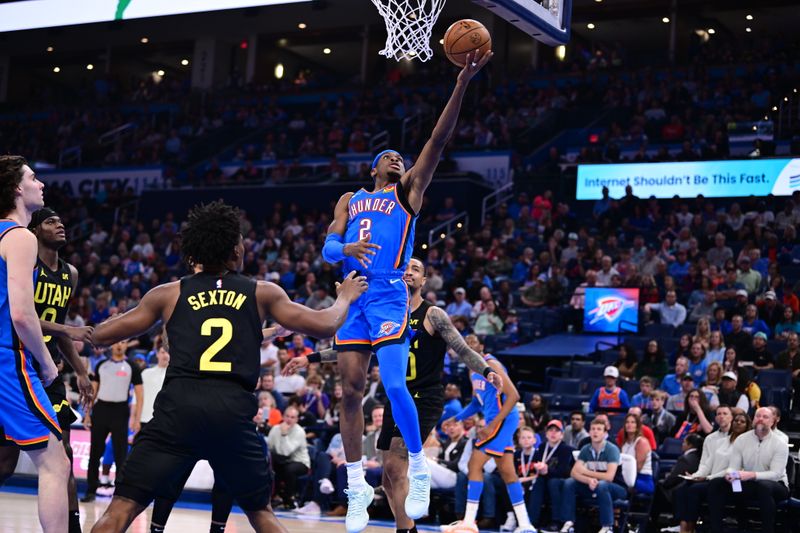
left=378, top=385, right=444, bottom=452
left=44, top=378, right=77, bottom=430
left=114, top=377, right=272, bottom=511
left=0, top=347, right=62, bottom=450
left=474, top=409, right=518, bottom=457
left=334, top=270, right=410, bottom=351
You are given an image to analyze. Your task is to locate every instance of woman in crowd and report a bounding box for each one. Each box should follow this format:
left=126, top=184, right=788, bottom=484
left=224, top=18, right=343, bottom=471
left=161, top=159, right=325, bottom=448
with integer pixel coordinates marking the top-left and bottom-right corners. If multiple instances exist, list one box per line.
left=614, top=342, right=638, bottom=380
left=636, top=339, right=669, bottom=382
left=701, top=362, right=723, bottom=396
left=528, top=393, right=551, bottom=434
left=673, top=389, right=714, bottom=438
left=620, top=413, right=655, bottom=495
left=693, top=318, right=711, bottom=349
left=775, top=306, right=800, bottom=339
left=705, top=331, right=725, bottom=365
left=722, top=346, right=739, bottom=373
left=473, top=299, right=505, bottom=336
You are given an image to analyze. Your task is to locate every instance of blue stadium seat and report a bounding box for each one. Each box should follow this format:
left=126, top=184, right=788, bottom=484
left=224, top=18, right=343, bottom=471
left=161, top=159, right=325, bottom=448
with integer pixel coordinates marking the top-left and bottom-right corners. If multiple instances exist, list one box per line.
left=657, top=438, right=684, bottom=459
left=549, top=378, right=583, bottom=395
left=756, top=369, right=792, bottom=391
left=644, top=323, right=675, bottom=339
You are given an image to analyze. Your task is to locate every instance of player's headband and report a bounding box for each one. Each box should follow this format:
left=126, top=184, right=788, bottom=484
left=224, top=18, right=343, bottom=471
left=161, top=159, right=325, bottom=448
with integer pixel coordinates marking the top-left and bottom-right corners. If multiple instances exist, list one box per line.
left=28, top=207, right=59, bottom=230
left=371, top=149, right=402, bottom=170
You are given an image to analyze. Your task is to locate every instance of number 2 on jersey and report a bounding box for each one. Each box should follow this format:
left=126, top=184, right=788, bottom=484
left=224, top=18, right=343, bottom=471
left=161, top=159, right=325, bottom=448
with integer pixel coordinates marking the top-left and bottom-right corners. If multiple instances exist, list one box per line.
left=359, top=218, right=372, bottom=240
left=199, top=318, right=233, bottom=372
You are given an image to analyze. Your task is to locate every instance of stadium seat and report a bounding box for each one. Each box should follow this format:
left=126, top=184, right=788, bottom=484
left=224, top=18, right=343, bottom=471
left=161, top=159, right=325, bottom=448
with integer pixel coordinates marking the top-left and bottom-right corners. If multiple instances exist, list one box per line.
left=657, top=438, right=684, bottom=460
left=571, top=363, right=606, bottom=381
left=549, top=378, right=583, bottom=395
left=756, top=369, right=792, bottom=391
left=644, top=323, right=675, bottom=339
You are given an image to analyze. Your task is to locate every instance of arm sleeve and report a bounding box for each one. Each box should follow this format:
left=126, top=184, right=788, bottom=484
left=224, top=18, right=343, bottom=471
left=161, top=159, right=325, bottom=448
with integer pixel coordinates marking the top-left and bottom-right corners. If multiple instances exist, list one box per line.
left=130, top=363, right=143, bottom=385
left=454, top=396, right=482, bottom=421
left=322, top=234, right=346, bottom=264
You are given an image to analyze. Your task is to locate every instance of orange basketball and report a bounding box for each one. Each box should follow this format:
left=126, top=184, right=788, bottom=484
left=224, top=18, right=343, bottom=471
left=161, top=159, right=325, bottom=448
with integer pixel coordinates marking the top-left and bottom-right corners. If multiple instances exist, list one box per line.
left=442, top=19, right=491, bottom=67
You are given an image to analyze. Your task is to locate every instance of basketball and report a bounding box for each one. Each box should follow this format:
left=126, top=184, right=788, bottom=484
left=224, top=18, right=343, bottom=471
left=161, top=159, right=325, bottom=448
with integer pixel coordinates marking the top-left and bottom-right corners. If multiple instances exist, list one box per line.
left=442, top=19, right=492, bottom=67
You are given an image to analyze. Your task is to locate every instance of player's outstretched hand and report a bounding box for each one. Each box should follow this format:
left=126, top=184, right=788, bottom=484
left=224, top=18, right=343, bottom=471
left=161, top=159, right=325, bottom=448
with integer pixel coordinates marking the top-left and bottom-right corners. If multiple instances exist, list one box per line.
left=68, top=325, right=95, bottom=345
left=486, top=371, right=503, bottom=390
left=335, top=271, right=369, bottom=302
left=282, top=355, right=309, bottom=376
left=344, top=236, right=381, bottom=269
left=77, top=374, right=94, bottom=412
left=457, top=49, right=493, bottom=84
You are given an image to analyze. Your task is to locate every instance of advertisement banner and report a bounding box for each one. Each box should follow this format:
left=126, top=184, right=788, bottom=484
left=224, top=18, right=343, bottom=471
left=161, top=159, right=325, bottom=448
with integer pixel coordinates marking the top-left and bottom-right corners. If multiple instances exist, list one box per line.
left=583, top=288, right=639, bottom=333
left=40, top=167, right=164, bottom=196
left=576, top=158, right=800, bottom=200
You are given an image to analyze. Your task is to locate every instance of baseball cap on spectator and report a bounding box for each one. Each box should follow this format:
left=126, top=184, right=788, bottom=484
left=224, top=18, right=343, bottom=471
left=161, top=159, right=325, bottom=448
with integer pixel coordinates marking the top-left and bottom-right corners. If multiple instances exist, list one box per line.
left=604, top=366, right=619, bottom=378
left=754, top=332, right=768, bottom=340
left=454, top=287, right=466, bottom=295
left=546, top=419, right=564, bottom=431
left=764, top=291, right=777, bottom=301
left=537, top=273, right=548, bottom=282
left=736, top=289, right=748, bottom=297
left=739, top=256, right=751, bottom=263
left=722, top=371, right=738, bottom=382
left=568, top=232, right=578, bottom=241
left=681, top=373, right=694, bottom=381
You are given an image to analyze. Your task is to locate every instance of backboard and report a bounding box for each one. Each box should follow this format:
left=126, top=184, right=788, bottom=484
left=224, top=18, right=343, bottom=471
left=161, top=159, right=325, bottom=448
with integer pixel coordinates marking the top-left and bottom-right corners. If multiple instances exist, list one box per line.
left=472, top=0, right=572, bottom=46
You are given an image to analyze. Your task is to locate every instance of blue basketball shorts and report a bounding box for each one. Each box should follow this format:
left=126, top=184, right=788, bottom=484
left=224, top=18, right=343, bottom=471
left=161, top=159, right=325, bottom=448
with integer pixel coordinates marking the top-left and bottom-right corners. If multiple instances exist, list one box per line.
left=334, top=270, right=410, bottom=351
left=0, top=347, right=62, bottom=450
left=475, top=408, right=519, bottom=457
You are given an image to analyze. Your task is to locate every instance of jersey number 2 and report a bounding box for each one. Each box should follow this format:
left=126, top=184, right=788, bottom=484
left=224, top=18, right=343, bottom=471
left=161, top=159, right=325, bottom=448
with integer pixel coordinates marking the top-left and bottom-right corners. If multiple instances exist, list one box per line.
left=200, top=318, right=233, bottom=372
left=359, top=218, right=372, bottom=240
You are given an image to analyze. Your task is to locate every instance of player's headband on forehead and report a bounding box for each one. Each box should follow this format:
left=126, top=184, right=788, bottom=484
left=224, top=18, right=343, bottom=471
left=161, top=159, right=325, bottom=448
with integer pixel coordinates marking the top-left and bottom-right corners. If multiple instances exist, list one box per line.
left=371, top=149, right=402, bottom=170
left=28, top=207, right=58, bottom=230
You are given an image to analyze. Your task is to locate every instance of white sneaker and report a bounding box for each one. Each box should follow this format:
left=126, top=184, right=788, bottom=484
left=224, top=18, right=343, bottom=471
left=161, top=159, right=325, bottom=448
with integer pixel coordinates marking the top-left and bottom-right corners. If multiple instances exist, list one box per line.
left=513, top=526, right=537, bottom=533
left=404, top=470, right=431, bottom=519
left=559, top=521, right=575, bottom=533
left=660, top=527, right=680, bottom=533
left=440, top=521, right=479, bottom=533
left=597, top=527, right=613, bottom=533
left=500, top=511, right=518, bottom=531
left=294, top=501, right=321, bottom=516
left=319, top=478, right=335, bottom=495
left=345, top=485, right=374, bottom=533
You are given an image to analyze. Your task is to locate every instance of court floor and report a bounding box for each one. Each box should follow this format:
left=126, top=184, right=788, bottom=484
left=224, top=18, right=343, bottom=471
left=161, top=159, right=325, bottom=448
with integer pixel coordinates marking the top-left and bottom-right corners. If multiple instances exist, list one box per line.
left=0, top=490, right=450, bottom=533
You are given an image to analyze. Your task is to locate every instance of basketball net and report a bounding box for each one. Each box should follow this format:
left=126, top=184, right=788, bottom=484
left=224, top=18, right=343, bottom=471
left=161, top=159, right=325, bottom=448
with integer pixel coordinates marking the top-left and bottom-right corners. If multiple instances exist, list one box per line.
left=370, top=0, right=446, bottom=61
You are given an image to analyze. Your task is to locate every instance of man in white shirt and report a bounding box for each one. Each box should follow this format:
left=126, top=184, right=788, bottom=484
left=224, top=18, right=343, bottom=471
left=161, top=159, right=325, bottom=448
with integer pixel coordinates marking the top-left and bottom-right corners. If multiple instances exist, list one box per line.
left=595, top=256, right=620, bottom=286
left=260, top=338, right=279, bottom=376
left=707, top=407, right=789, bottom=533
left=140, top=342, right=169, bottom=427
left=644, top=290, right=687, bottom=328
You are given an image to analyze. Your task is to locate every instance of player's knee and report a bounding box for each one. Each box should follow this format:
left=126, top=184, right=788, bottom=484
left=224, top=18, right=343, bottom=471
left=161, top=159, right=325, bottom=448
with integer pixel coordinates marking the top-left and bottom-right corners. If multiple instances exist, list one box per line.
left=381, top=379, right=407, bottom=400
left=341, top=378, right=366, bottom=399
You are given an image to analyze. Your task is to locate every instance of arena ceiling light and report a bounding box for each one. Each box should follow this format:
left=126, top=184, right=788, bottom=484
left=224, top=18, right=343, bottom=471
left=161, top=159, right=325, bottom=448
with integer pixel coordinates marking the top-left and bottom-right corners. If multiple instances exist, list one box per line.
left=746, top=14, right=753, bottom=20
left=587, top=23, right=595, bottom=29
left=140, top=37, right=149, bottom=43
left=181, top=59, right=189, bottom=66
left=707, top=28, right=715, bottom=34
left=86, top=63, right=94, bottom=70
left=52, top=66, right=60, bottom=72
left=323, top=47, right=331, bottom=54
left=297, top=22, right=307, bottom=29
left=274, top=63, right=284, bottom=79
left=746, top=27, right=752, bottom=32
left=662, top=17, right=669, bottom=24
left=46, top=46, right=54, bottom=52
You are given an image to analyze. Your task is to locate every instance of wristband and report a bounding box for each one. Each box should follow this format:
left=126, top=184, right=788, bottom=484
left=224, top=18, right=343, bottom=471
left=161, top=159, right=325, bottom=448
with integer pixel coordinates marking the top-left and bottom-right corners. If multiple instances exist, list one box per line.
left=308, top=352, right=322, bottom=364
left=322, top=233, right=346, bottom=263
left=482, top=367, right=493, bottom=379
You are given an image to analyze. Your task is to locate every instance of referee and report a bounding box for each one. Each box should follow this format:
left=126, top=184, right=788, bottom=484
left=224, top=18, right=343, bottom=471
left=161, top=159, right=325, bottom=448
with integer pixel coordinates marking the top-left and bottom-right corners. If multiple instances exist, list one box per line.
left=81, top=339, right=142, bottom=502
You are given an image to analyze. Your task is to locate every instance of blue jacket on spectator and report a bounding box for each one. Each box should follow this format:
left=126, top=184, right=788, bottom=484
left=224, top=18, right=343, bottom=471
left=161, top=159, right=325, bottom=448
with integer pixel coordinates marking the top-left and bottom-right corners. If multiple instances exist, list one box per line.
left=660, top=373, right=682, bottom=395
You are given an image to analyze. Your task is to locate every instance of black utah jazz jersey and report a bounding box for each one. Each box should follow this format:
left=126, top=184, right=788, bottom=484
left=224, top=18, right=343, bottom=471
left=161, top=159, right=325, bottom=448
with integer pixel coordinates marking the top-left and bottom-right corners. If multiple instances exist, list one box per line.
left=165, top=272, right=263, bottom=391
left=34, top=257, right=73, bottom=366
left=406, top=300, right=448, bottom=392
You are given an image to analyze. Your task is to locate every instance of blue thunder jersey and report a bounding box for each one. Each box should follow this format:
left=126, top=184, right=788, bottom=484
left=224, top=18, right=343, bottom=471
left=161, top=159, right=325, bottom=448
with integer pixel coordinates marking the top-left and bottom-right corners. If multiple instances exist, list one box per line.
left=343, top=182, right=417, bottom=275
left=0, top=221, right=39, bottom=352
left=469, top=354, right=517, bottom=425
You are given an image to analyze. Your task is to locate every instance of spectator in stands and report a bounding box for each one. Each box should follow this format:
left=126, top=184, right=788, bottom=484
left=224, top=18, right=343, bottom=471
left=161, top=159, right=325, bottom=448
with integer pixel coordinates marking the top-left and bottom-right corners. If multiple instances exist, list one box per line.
left=305, top=284, right=334, bottom=310
left=716, top=372, right=750, bottom=411
left=736, top=256, right=762, bottom=295
left=768, top=407, right=789, bottom=444
left=528, top=393, right=551, bottom=434
left=631, top=377, right=654, bottom=410
left=302, top=375, right=330, bottom=421
left=521, top=276, right=548, bottom=308
left=757, top=291, right=783, bottom=331
left=255, top=391, right=283, bottom=434
left=701, top=362, right=723, bottom=396
left=705, top=331, right=725, bottom=364
left=737, top=368, right=761, bottom=410
left=673, top=388, right=715, bottom=438
left=731, top=290, right=750, bottom=320
left=692, top=318, right=712, bottom=349
left=644, top=290, right=687, bottom=328
left=592, top=187, right=611, bottom=219
left=613, top=343, right=637, bottom=380
left=287, top=334, right=313, bottom=359
left=473, top=299, right=504, bottom=336
left=710, top=307, right=732, bottom=335
left=744, top=332, right=774, bottom=371
left=635, top=339, right=669, bottom=382
left=707, top=407, right=789, bottom=533
left=673, top=334, right=692, bottom=364
left=526, top=420, right=574, bottom=530
left=557, top=417, right=625, bottom=533
left=446, top=287, right=473, bottom=317
left=686, top=343, right=708, bottom=387
left=643, top=391, right=676, bottom=445
left=725, top=315, right=752, bottom=355
left=742, top=304, right=771, bottom=338
left=715, top=269, right=745, bottom=313
left=673, top=405, right=739, bottom=533
left=267, top=405, right=311, bottom=509
left=596, top=256, right=619, bottom=286
left=707, top=233, right=733, bottom=269
left=650, top=433, right=703, bottom=529
left=615, top=407, right=656, bottom=449
left=661, top=356, right=689, bottom=396
left=361, top=404, right=384, bottom=487
left=775, top=332, right=800, bottom=410
left=512, top=248, right=535, bottom=284
left=260, top=372, right=288, bottom=412
left=620, top=413, right=655, bottom=495
left=438, top=418, right=468, bottom=479
left=564, top=411, right=588, bottom=449
left=588, top=366, right=630, bottom=413
left=775, top=307, right=800, bottom=339
left=667, top=374, right=696, bottom=411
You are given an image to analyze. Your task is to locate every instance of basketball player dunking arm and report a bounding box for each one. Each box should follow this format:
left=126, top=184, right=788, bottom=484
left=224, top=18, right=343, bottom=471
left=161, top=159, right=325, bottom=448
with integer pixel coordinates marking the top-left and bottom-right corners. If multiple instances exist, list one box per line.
left=322, top=49, right=492, bottom=532
left=0, top=207, right=95, bottom=533
left=0, top=156, right=71, bottom=533
left=86, top=201, right=368, bottom=533
left=283, top=257, right=502, bottom=533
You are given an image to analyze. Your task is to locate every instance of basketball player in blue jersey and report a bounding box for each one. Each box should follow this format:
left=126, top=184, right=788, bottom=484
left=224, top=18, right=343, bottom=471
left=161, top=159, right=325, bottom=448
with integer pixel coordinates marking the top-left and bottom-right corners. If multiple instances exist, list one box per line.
left=322, top=50, right=492, bottom=532
left=442, top=335, right=537, bottom=533
left=0, top=155, right=71, bottom=533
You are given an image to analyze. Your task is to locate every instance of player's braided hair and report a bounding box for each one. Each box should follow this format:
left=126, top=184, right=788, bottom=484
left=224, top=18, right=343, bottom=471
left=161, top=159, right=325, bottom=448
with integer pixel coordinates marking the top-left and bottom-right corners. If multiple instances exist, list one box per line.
left=180, top=200, right=241, bottom=269
left=0, top=155, right=27, bottom=218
